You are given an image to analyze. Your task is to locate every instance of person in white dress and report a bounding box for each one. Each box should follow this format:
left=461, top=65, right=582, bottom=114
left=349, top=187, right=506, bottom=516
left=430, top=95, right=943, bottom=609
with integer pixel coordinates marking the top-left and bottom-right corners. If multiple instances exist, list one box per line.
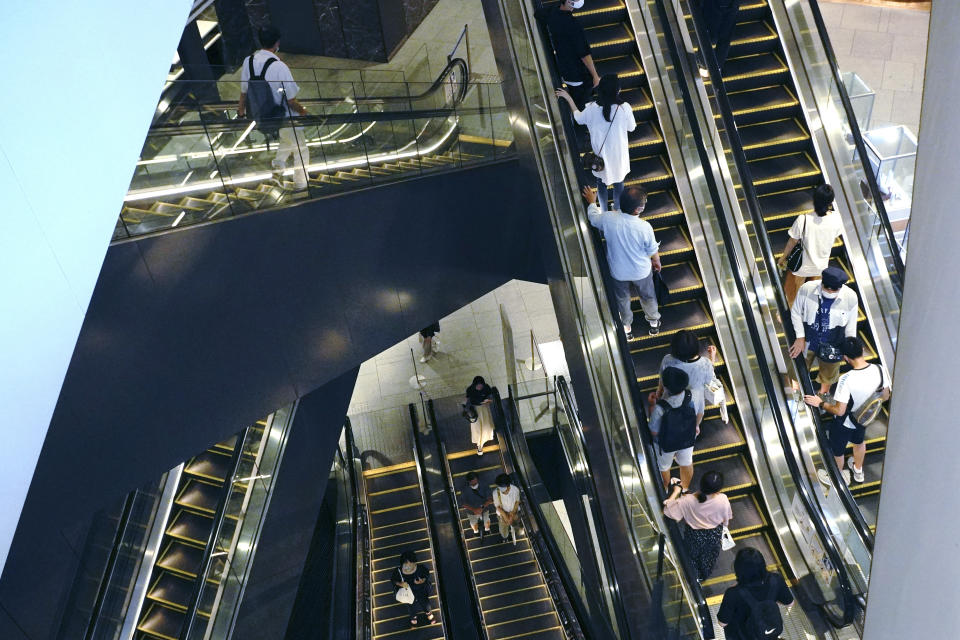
left=556, top=74, right=636, bottom=212
left=466, top=376, right=495, bottom=456
left=778, top=184, right=844, bottom=306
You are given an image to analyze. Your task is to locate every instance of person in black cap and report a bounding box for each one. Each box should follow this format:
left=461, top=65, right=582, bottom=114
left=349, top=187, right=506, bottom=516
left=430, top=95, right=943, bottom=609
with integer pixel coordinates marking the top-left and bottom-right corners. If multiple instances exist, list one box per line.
left=648, top=366, right=699, bottom=490
left=537, top=0, right=601, bottom=110
left=788, top=266, right=859, bottom=397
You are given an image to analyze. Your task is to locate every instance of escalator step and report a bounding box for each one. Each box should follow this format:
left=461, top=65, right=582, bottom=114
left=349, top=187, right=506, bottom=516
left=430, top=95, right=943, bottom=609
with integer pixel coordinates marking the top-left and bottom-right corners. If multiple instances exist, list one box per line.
left=370, top=526, right=430, bottom=555
left=372, top=544, right=433, bottom=573
left=723, top=52, right=789, bottom=85
left=759, top=186, right=815, bottom=225
left=626, top=155, right=672, bottom=187
left=446, top=452, right=502, bottom=477
left=854, top=490, right=880, bottom=530
left=595, top=54, right=645, bottom=86
left=467, top=538, right=525, bottom=563
left=640, top=190, right=682, bottom=223
left=137, top=603, right=183, bottom=640
left=728, top=20, right=778, bottom=55
left=739, top=117, right=809, bottom=158
left=486, top=609, right=560, bottom=639
left=688, top=453, right=756, bottom=495
left=628, top=121, right=664, bottom=151
left=374, top=609, right=443, bottom=637
left=694, top=414, right=745, bottom=457
left=472, top=556, right=539, bottom=587
left=470, top=546, right=536, bottom=575
left=653, top=225, right=693, bottom=259
left=484, top=594, right=556, bottom=627
left=363, top=467, right=418, bottom=493
left=585, top=22, right=634, bottom=58
left=622, top=87, right=654, bottom=117
left=367, top=484, right=423, bottom=506
left=729, top=493, right=766, bottom=536
left=175, top=478, right=221, bottom=515
left=481, top=583, right=550, bottom=613
left=165, top=510, right=213, bottom=546
left=739, top=0, right=771, bottom=21
left=726, top=85, right=799, bottom=122
left=629, top=299, right=712, bottom=348
left=701, top=531, right=781, bottom=600
left=372, top=592, right=439, bottom=613
left=658, top=261, right=704, bottom=300
left=157, top=540, right=204, bottom=578
left=369, top=503, right=427, bottom=530
left=747, top=151, right=820, bottom=191
left=476, top=569, right=545, bottom=599
left=146, top=571, right=194, bottom=611
left=569, top=0, right=628, bottom=29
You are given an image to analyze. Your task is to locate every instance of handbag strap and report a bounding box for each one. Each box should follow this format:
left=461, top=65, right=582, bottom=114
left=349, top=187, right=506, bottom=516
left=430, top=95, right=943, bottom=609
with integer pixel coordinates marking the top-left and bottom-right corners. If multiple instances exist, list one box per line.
left=596, top=104, right=620, bottom=154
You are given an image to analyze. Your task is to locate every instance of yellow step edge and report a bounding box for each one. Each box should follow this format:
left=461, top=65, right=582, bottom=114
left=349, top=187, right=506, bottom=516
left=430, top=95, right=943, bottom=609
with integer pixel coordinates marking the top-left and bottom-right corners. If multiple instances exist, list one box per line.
left=371, top=517, right=425, bottom=534
left=368, top=484, right=419, bottom=497
left=494, top=625, right=563, bottom=640
left=473, top=559, right=536, bottom=575
left=483, top=596, right=553, bottom=615
left=479, top=584, right=547, bottom=600
left=475, top=571, right=541, bottom=589
left=448, top=443, right=501, bottom=460
left=370, top=501, right=422, bottom=515
left=486, top=610, right=559, bottom=629
left=363, top=461, right=416, bottom=477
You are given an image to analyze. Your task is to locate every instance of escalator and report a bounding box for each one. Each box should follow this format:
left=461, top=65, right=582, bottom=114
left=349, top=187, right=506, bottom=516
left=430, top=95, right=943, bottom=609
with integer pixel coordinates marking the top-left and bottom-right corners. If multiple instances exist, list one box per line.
left=540, top=0, right=791, bottom=604
left=134, top=423, right=263, bottom=640
left=686, top=0, right=889, bottom=531
left=428, top=395, right=568, bottom=640
left=117, top=56, right=513, bottom=239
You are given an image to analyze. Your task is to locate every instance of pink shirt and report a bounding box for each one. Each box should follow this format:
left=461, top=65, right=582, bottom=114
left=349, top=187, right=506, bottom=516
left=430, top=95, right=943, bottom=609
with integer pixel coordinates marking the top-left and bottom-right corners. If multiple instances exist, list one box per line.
left=664, top=493, right=732, bottom=530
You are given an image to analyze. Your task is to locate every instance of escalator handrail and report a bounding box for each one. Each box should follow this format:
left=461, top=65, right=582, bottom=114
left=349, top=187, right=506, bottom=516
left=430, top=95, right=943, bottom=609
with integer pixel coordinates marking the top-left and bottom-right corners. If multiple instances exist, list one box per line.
left=408, top=404, right=453, bottom=640
left=664, top=0, right=860, bottom=622
left=491, top=387, right=586, bottom=640
left=344, top=417, right=369, bottom=640
left=675, top=0, right=876, bottom=553
left=527, top=2, right=714, bottom=635
left=425, top=400, right=489, bottom=640
left=83, top=491, right=138, bottom=640
left=180, top=426, right=250, bottom=639
left=552, top=377, right=638, bottom=640
left=803, top=0, right=906, bottom=283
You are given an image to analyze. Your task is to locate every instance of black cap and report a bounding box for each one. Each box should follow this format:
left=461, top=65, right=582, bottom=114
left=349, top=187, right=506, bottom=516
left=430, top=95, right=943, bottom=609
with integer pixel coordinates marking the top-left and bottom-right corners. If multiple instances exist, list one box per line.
left=661, top=366, right=690, bottom=395
left=821, top=266, right=848, bottom=290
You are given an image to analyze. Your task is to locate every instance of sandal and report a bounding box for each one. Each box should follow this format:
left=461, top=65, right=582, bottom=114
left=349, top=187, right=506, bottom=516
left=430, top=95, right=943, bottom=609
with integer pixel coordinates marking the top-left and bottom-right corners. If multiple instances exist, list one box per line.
left=426, top=613, right=436, bottom=624
left=410, top=618, right=419, bottom=627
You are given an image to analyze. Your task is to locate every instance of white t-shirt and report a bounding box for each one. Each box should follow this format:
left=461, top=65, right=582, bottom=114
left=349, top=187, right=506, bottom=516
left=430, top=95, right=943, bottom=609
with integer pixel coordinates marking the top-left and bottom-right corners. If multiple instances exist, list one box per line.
left=240, top=50, right=300, bottom=117
left=834, top=363, right=891, bottom=428
left=574, top=101, right=637, bottom=184
left=788, top=212, right=844, bottom=277
left=493, top=485, right=520, bottom=513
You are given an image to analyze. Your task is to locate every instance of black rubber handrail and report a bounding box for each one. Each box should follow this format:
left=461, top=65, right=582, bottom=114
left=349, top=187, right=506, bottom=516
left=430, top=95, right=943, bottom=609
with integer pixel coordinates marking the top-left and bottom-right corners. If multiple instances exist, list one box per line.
left=804, top=0, right=906, bottom=285
left=180, top=426, right=250, bottom=639
left=664, top=0, right=860, bottom=623
left=528, top=2, right=714, bottom=635
left=83, top=492, right=137, bottom=640
left=674, top=0, right=876, bottom=553
left=408, top=404, right=454, bottom=640
left=344, top=418, right=369, bottom=640
left=424, top=400, right=489, bottom=640
left=492, top=388, right=586, bottom=640
left=553, top=377, right=641, bottom=640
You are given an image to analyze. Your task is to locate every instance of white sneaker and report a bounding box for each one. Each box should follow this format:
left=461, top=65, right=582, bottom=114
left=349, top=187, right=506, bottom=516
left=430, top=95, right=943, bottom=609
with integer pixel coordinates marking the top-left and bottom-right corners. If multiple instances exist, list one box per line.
left=847, top=457, right=864, bottom=483
left=420, top=354, right=432, bottom=363
left=841, top=469, right=852, bottom=485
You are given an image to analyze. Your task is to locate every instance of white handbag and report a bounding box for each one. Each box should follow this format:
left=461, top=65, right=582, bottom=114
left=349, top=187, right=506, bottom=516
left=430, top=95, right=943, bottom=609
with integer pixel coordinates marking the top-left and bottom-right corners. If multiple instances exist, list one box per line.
left=704, top=378, right=729, bottom=424
left=395, top=585, right=415, bottom=604
left=720, top=525, right=736, bottom=551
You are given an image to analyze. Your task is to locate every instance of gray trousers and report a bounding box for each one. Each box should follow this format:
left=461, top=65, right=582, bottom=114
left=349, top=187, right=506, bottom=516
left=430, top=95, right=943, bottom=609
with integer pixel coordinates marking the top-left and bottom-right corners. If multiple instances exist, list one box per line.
left=612, top=275, right=661, bottom=329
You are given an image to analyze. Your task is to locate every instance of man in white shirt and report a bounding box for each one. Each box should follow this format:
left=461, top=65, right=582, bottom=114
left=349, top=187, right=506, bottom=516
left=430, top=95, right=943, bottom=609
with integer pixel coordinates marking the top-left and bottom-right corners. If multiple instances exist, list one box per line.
left=583, top=185, right=662, bottom=338
left=803, top=336, right=891, bottom=484
left=492, top=473, right=521, bottom=542
left=238, top=27, right=310, bottom=191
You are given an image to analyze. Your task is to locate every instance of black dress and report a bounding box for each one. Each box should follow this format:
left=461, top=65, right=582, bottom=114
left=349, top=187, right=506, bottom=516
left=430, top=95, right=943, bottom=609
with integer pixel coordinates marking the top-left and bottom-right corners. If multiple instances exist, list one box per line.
left=391, top=563, right=432, bottom=617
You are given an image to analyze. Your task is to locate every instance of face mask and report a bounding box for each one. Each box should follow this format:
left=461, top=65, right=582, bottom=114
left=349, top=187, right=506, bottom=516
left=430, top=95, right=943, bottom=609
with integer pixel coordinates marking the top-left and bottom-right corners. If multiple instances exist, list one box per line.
left=570, top=0, right=585, bottom=7
left=469, top=482, right=479, bottom=489
left=821, top=290, right=838, bottom=299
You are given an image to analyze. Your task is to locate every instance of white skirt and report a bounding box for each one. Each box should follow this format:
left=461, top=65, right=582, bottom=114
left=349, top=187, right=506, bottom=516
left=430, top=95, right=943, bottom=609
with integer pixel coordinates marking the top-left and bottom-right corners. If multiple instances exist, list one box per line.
left=471, top=404, right=495, bottom=447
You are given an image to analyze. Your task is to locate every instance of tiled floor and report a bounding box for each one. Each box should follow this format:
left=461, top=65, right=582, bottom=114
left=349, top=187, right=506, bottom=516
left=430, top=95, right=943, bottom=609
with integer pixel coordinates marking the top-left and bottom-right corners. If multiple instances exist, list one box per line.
left=347, top=279, right=560, bottom=417
left=820, top=0, right=930, bottom=134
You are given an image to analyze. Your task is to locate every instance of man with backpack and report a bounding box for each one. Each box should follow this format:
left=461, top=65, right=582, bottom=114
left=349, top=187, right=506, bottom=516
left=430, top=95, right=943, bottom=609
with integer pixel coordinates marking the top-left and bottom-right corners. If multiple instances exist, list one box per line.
left=803, top=336, right=891, bottom=484
left=718, top=547, right=793, bottom=639
left=648, top=367, right=699, bottom=490
left=237, top=27, right=311, bottom=192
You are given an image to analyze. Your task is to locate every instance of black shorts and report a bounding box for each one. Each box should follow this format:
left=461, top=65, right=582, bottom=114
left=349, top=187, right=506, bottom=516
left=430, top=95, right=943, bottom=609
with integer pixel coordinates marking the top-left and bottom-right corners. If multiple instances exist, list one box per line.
left=419, top=322, right=440, bottom=338
left=828, top=419, right=866, bottom=457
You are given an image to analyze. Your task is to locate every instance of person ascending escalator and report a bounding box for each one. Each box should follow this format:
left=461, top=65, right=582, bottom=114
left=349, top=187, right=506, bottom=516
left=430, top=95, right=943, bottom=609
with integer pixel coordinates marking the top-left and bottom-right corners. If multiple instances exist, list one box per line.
left=391, top=550, right=435, bottom=628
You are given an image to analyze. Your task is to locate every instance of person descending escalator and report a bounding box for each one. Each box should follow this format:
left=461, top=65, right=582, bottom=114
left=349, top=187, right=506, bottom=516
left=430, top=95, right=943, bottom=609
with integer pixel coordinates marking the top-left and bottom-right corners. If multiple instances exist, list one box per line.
left=556, top=74, right=637, bottom=213
left=656, top=330, right=719, bottom=429
left=535, top=0, right=601, bottom=110
left=466, top=376, right=495, bottom=456
left=391, top=550, right=436, bottom=628
left=718, top=548, right=794, bottom=640
left=648, top=367, right=698, bottom=491
left=663, top=471, right=732, bottom=581
left=492, top=473, right=522, bottom=544
left=461, top=471, right=493, bottom=537
left=696, top=0, right=744, bottom=71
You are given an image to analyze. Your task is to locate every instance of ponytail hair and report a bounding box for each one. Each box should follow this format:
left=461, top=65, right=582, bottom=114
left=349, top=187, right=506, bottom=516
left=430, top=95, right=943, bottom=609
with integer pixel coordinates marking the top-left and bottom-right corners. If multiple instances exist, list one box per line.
left=696, top=470, right=723, bottom=503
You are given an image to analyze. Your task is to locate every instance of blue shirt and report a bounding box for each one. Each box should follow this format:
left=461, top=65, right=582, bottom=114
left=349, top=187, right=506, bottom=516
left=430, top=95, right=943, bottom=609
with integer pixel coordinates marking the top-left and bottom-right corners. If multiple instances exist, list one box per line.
left=587, top=203, right=660, bottom=281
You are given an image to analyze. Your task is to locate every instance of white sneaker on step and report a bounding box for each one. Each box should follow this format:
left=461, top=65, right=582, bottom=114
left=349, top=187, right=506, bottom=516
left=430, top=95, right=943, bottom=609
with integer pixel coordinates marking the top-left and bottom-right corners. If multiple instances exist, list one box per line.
left=847, top=457, right=864, bottom=483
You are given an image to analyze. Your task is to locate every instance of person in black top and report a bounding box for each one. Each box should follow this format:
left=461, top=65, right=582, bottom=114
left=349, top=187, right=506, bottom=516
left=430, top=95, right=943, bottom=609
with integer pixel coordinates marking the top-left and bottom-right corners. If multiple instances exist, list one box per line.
left=698, top=0, right=744, bottom=71
left=536, top=0, right=601, bottom=110
left=461, top=471, right=493, bottom=535
left=419, top=321, right=440, bottom=363
left=466, top=376, right=495, bottom=456
left=391, top=550, right=435, bottom=627
left=717, top=547, right=793, bottom=639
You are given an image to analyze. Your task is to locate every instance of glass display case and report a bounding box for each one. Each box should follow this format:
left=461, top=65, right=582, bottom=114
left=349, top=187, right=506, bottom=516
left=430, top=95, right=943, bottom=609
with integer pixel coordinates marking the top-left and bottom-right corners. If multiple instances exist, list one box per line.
left=841, top=71, right=875, bottom=129
left=862, top=125, right=918, bottom=222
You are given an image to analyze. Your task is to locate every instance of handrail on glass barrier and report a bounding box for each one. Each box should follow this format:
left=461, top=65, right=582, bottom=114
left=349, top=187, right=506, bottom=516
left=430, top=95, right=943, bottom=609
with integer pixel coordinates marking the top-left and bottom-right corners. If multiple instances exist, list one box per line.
left=669, top=0, right=861, bottom=623
left=673, top=0, right=876, bottom=553
left=803, top=0, right=905, bottom=284
left=527, top=1, right=712, bottom=635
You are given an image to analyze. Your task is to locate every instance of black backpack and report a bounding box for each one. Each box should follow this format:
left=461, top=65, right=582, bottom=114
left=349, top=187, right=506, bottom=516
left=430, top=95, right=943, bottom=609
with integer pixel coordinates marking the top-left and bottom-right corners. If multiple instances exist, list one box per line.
left=656, top=390, right=696, bottom=453
left=244, top=55, right=288, bottom=140
left=740, top=578, right=784, bottom=640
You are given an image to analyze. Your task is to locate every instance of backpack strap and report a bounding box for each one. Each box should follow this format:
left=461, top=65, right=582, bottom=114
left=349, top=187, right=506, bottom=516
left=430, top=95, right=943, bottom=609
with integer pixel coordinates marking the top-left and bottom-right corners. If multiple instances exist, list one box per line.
left=257, top=56, right=278, bottom=80
left=874, top=364, right=884, bottom=394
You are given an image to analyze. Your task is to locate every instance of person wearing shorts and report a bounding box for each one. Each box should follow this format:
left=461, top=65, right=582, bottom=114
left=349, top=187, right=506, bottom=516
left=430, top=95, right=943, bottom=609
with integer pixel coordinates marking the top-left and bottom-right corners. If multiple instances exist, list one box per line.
left=648, top=367, right=699, bottom=490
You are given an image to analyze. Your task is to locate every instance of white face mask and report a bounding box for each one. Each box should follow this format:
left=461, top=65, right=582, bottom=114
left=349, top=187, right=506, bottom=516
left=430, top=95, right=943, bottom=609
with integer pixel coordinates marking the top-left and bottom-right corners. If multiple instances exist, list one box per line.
left=570, top=0, right=585, bottom=7
left=821, top=289, right=839, bottom=299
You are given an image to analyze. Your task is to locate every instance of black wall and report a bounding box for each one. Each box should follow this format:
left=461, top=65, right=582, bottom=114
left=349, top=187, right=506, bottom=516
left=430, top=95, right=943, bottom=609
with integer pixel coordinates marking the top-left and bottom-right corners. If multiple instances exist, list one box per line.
left=0, top=159, right=547, bottom=640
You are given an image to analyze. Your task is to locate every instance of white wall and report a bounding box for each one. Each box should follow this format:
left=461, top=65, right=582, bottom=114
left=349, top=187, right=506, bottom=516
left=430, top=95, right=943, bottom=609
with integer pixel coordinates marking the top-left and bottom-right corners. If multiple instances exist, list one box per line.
left=0, top=1, right=191, bottom=573
left=861, top=5, right=955, bottom=639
